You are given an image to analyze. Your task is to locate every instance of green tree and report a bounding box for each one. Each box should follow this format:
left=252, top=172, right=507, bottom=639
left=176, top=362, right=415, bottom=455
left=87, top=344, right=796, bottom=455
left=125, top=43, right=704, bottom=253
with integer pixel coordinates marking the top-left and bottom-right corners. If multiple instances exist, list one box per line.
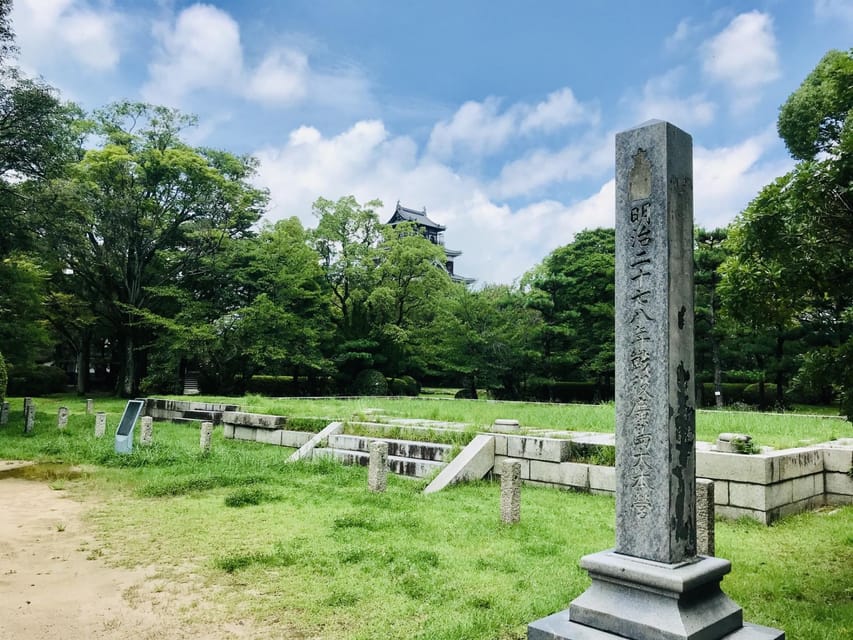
left=721, top=49, right=852, bottom=414
left=41, top=102, right=268, bottom=395
left=695, top=228, right=729, bottom=406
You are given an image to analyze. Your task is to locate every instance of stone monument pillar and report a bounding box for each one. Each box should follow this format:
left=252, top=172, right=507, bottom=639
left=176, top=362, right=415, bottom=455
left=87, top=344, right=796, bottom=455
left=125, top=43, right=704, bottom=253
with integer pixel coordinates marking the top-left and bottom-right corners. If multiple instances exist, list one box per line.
left=500, top=459, right=522, bottom=524
left=23, top=397, right=34, bottom=434
left=697, top=478, right=715, bottom=557
left=94, top=412, right=107, bottom=438
left=368, top=440, right=389, bottom=492
left=528, top=121, right=784, bottom=640
left=200, top=421, right=214, bottom=454
left=0, top=401, right=9, bottom=425
left=86, top=398, right=94, bottom=414
left=140, top=416, right=154, bottom=446
left=57, top=406, right=69, bottom=430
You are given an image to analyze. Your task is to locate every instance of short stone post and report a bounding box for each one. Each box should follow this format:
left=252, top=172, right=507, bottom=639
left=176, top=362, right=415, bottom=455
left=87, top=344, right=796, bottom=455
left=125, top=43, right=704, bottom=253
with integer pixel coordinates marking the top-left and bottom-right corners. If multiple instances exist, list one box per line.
left=94, top=412, right=107, bottom=438
left=57, top=406, right=69, bottom=430
left=140, top=416, right=154, bottom=446
left=0, top=401, right=9, bottom=425
left=23, top=398, right=35, bottom=434
left=200, top=421, right=213, bottom=454
left=696, top=478, right=715, bottom=557
left=86, top=398, right=94, bottom=414
left=500, top=459, right=522, bottom=524
left=368, top=440, right=389, bottom=492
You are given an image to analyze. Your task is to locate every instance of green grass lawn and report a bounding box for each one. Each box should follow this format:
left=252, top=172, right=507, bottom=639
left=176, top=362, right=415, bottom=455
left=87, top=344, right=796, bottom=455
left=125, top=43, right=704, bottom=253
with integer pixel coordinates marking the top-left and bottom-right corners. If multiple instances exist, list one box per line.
left=0, top=394, right=851, bottom=639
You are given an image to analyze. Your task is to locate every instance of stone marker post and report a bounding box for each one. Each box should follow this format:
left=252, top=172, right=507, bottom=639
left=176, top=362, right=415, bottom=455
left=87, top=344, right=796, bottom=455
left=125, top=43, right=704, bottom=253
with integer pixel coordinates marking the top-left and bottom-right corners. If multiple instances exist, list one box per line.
left=528, top=121, right=783, bottom=640
left=368, top=440, right=388, bottom=492
left=697, top=478, right=715, bottom=557
left=140, top=416, right=154, bottom=446
left=500, top=459, right=521, bottom=524
left=94, top=412, right=107, bottom=438
left=57, top=406, right=69, bottom=430
left=0, top=401, right=9, bottom=425
left=200, top=421, right=214, bottom=454
left=23, top=397, right=34, bottom=434
left=86, top=398, right=94, bottom=414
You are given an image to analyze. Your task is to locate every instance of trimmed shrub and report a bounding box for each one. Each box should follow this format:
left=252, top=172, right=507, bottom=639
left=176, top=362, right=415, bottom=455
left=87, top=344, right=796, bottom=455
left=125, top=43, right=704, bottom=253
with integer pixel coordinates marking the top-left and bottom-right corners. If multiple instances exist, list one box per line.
left=0, top=351, right=6, bottom=401
left=351, top=369, right=388, bottom=396
left=247, top=375, right=334, bottom=397
left=388, top=375, right=420, bottom=396
left=6, top=364, right=66, bottom=396
left=742, top=383, right=781, bottom=406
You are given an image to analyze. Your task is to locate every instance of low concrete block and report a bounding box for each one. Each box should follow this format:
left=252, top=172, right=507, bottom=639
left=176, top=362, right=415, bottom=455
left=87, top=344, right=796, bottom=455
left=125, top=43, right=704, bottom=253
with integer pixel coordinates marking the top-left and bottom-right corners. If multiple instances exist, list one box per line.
left=589, top=465, right=615, bottom=494
left=528, top=460, right=590, bottom=490
left=825, top=471, right=853, bottom=497
left=423, top=434, right=495, bottom=494
left=822, top=447, right=853, bottom=473
left=792, top=474, right=820, bottom=502
left=223, top=423, right=235, bottom=439
left=233, top=426, right=256, bottom=441
left=708, top=478, right=730, bottom=505
left=716, top=504, right=770, bottom=525
left=221, top=411, right=287, bottom=429
left=697, top=450, right=772, bottom=484
left=504, top=435, right=569, bottom=462
left=768, top=447, right=824, bottom=483
left=281, top=430, right=312, bottom=448
left=255, top=429, right=283, bottom=446
left=494, top=435, right=507, bottom=456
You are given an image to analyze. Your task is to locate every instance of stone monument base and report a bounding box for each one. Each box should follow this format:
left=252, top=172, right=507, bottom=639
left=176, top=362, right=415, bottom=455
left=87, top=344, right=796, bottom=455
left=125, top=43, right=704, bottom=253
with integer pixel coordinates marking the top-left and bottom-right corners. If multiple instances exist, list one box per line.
left=528, top=551, right=784, bottom=640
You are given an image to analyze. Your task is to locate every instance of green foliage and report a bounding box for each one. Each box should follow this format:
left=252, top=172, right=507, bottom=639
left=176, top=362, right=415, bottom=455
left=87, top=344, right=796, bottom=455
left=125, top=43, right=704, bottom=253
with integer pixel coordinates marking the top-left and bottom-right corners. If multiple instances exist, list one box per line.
left=224, top=486, right=279, bottom=508
left=246, top=374, right=334, bottom=397
left=6, top=364, right=66, bottom=396
left=351, top=369, right=388, bottom=396
left=388, top=375, right=420, bottom=396
left=0, top=350, right=6, bottom=400
left=525, top=379, right=614, bottom=403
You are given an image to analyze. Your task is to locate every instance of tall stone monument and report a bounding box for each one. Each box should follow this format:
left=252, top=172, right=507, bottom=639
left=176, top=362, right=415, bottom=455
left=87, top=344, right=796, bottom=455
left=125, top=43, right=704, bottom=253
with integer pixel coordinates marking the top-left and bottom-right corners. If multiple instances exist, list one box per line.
left=528, top=121, right=784, bottom=639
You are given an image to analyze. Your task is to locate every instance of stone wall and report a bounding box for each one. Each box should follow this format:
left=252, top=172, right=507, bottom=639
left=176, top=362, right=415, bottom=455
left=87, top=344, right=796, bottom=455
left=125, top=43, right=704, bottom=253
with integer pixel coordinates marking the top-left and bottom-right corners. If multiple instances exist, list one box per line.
left=491, top=433, right=852, bottom=524
left=143, top=398, right=239, bottom=425
left=221, top=411, right=313, bottom=448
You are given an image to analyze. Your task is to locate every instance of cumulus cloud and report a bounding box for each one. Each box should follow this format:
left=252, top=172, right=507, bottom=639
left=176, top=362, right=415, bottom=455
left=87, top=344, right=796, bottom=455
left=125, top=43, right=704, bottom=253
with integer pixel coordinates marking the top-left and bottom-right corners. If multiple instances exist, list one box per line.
left=11, top=0, right=122, bottom=73
left=629, top=68, right=716, bottom=130
left=814, top=0, right=853, bottom=25
left=144, top=3, right=370, bottom=110
left=427, top=89, right=598, bottom=160
left=702, top=11, right=780, bottom=110
left=693, top=127, right=792, bottom=229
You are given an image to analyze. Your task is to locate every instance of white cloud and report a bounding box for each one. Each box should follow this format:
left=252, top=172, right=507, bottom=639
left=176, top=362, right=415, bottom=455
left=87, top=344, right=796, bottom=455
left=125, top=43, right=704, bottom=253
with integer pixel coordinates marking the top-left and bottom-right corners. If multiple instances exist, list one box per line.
left=519, top=88, right=598, bottom=133
left=144, top=3, right=371, bottom=111
left=664, top=19, right=697, bottom=52
left=427, top=89, right=598, bottom=160
left=630, top=68, right=716, bottom=130
left=246, top=49, right=309, bottom=105
left=427, top=98, right=517, bottom=159
left=693, top=127, right=792, bottom=229
left=814, top=0, right=853, bottom=25
left=702, top=11, right=780, bottom=110
left=143, top=4, right=243, bottom=106
left=492, top=134, right=613, bottom=199
left=11, top=0, right=122, bottom=73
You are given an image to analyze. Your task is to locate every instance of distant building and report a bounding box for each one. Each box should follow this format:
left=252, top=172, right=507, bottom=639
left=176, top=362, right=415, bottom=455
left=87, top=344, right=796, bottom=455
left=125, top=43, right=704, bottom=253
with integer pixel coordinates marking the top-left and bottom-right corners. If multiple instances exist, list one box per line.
left=386, top=202, right=475, bottom=284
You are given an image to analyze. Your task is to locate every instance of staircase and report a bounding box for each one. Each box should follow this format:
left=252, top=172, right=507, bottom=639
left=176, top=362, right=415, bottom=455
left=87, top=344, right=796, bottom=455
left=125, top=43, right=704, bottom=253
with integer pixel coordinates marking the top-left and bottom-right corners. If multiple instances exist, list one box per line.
left=183, top=371, right=200, bottom=396
left=313, top=434, right=452, bottom=478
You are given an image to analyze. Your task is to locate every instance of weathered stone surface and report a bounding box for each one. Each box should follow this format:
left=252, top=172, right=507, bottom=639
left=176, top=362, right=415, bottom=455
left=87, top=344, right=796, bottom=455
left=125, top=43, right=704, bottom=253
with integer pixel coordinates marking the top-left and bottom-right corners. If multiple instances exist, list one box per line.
left=368, top=440, right=389, bottom=492
left=222, top=423, right=235, bottom=439
left=86, top=398, right=94, bottom=414
left=825, top=471, right=853, bottom=497
left=529, top=460, right=590, bottom=490
left=822, top=447, right=853, bottom=473
left=768, top=448, right=824, bottom=483
left=200, top=421, right=213, bottom=454
left=221, top=411, right=287, bottom=429
left=233, top=426, right=255, bottom=441
left=588, top=465, right=615, bottom=494
left=328, top=434, right=452, bottom=461
left=494, top=455, right=530, bottom=480
left=255, top=428, right=283, bottom=446
left=493, top=419, right=521, bottom=433
left=23, top=398, right=35, bottom=434
left=94, top=412, right=107, bottom=438
left=697, top=450, right=772, bottom=484
left=696, top=478, right=715, bottom=556
left=716, top=433, right=752, bottom=453
left=0, top=401, right=8, bottom=425
left=501, top=459, right=522, bottom=524
left=281, top=430, right=313, bottom=448
left=57, top=406, right=69, bottom=430
left=504, top=435, right=570, bottom=462
left=140, top=416, right=154, bottom=445
left=614, top=121, right=696, bottom=564
left=423, top=434, right=495, bottom=494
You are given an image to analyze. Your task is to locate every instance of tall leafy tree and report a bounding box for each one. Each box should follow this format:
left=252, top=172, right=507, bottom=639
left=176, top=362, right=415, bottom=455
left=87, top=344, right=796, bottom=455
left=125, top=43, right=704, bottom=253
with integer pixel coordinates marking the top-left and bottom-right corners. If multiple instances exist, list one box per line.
left=695, top=228, right=730, bottom=406
left=41, top=102, right=268, bottom=395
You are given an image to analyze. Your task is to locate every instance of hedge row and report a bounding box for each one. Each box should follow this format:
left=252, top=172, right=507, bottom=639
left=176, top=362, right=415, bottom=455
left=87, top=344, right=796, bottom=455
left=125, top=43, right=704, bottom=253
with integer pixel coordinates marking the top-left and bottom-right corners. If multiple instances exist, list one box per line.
left=6, top=365, right=67, bottom=396
left=524, top=381, right=615, bottom=404
left=246, top=375, right=334, bottom=397
left=246, top=372, right=420, bottom=397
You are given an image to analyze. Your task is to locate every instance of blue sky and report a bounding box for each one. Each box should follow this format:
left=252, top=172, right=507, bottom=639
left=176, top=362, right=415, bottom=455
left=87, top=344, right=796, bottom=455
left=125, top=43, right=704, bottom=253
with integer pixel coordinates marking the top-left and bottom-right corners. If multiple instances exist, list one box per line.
left=10, top=1, right=853, bottom=284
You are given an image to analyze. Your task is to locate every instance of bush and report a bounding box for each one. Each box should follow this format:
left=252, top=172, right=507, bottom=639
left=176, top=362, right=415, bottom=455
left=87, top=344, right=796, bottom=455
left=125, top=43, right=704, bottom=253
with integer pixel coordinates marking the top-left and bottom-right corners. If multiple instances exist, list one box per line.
left=0, top=351, right=6, bottom=402
left=525, top=380, right=614, bottom=403
left=388, top=375, right=420, bottom=396
left=699, top=383, right=751, bottom=407
left=454, top=388, right=476, bottom=399
left=351, top=369, right=388, bottom=396
left=247, top=375, right=333, bottom=397
left=742, top=383, right=781, bottom=407
left=6, top=364, right=67, bottom=396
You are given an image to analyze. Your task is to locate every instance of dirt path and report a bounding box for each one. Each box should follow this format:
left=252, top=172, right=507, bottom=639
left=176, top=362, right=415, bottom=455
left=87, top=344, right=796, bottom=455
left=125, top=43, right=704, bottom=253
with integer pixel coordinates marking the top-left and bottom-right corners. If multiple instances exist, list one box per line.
left=0, top=463, right=256, bottom=640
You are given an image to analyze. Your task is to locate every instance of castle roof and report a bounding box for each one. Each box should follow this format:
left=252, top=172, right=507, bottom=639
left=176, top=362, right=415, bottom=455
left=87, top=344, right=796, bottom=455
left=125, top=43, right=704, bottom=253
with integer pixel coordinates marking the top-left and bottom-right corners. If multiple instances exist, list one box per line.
left=388, top=202, right=446, bottom=231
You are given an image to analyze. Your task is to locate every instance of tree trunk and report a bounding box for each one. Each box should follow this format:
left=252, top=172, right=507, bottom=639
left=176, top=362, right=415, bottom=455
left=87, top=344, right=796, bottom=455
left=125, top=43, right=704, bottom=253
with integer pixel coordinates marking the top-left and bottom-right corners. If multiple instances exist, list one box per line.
left=75, top=330, right=90, bottom=394
left=774, top=334, right=786, bottom=407
left=122, top=332, right=136, bottom=397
